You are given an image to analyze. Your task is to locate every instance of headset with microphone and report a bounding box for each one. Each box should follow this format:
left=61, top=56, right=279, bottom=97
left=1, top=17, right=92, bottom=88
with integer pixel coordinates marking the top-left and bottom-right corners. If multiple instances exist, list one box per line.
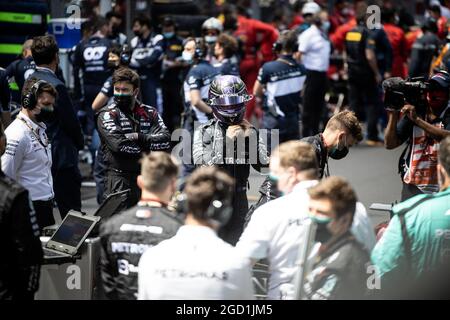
left=120, top=44, right=131, bottom=66
left=22, top=80, right=48, bottom=110
left=175, top=179, right=233, bottom=227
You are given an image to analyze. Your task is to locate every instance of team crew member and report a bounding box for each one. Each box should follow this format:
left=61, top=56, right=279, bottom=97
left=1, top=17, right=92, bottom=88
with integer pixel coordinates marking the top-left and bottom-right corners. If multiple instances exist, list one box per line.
left=100, top=152, right=182, bottom=300
left=97, top=68, right=170, bottom=208
left=5, top=39, right=36, bottom=106
left=138, top=167, right=254, bottom=300
left=92, top=44, right=131, bottom=112
left=0, top=122, right=43, bottom=300
left=161, top=16, right=187, bottom=133
left=297, top=7, right=331, bottom=137
left=408, top=18, right=441, bottom=78
left=0, top=67, right=11, bottom=127
left=303, top=177, right=370, bottom=300
left=106, top=11, right=128, bottom=46
left=254, top=30, right=306, bottom=146
left=193, top=75, right=269, bottom=245
left=31, top=35, right=84, bottom=218
left=371, top=135, right=450, bottom=298
left=202, top=17, right=223, bottom=64
left=344, top=3, right=383, bottom=144
left=73, top=17, right=112, bottom=139
left=382, top=8, right=408, bottom=78
left=238, top=141, right=374, bottom=299
left=92, top=43, right=131, bottom=204
left=180, top=38, right=219, bottom=182
left=130, top=14, right=165, bottom=110
left=213, top=33, right=240, bottom=76
left=1, top=79, right=57, bottom=229
left=253, top=111, right=363, bottom=217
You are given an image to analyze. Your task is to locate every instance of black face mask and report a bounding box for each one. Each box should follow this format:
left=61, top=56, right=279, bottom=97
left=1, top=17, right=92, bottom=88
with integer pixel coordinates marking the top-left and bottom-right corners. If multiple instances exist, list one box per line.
left=111, top=25, right=121, bottom=36
left=314, top=221, right=333, bottom=244
left=134, top=30, right=142, bottom=38
left=35, top=107, right=55, bottom=123
left=107, top=60, right=119, bottom=70
left=114, top=94, right=134, bottom=112
left=329, top=136, right=349, bottom=160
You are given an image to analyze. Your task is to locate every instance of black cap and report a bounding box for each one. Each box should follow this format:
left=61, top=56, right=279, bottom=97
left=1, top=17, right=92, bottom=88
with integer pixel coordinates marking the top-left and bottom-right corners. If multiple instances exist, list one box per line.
left=162, top=16, right=175, bottom=27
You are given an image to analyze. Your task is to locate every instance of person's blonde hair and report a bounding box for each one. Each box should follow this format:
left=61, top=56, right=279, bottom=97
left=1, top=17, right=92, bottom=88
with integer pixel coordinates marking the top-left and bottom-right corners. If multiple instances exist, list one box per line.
left=325, top=110, right=363, bottom=142
left=272, top=141, right=318, bottom=178
left=140, top=152, right=178, bottom=192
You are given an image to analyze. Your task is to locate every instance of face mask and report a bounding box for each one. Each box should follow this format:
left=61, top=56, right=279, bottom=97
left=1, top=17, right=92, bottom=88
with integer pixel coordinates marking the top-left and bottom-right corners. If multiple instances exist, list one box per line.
left=268, top=173, right=285, bottom=197
left=329, top=135, right=349, bottom=160
left=111, top=25, right=121, bottom=36
left=134, top=30, right=142, bottom=38
left=204, top=35, right=218, bottom=44
left=163, top=32, right=175, bottom=39
left=309, top=212, right=333, bottom=243
left=35, top=105, right=55, bottom=123
left=114, top=93, right=134, bottom=112
left=107, top=59, right=120, bottom=70
left=182, top=51, right=193, bottom=63
left=321, top=21, right=331, bottom=33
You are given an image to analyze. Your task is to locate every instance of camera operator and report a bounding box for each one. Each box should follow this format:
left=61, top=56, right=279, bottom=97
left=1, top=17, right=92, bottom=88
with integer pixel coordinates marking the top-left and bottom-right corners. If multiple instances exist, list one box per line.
left=384, top=71, right=450, bottom=200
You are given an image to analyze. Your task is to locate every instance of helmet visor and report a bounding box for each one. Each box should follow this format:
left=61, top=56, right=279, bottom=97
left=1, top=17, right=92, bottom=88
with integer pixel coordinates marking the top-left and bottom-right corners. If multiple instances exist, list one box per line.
left=209, top=94, right=253, bottom=106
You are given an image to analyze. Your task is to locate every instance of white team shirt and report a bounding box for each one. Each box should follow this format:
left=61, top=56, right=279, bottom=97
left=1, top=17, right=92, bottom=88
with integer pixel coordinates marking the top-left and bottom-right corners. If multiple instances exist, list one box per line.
left=1, top=112, right=53, bottom=201
left=236, top=180, right=375, bottom=300
left=138, top=225, right=254, bottom=300
left=298, top=24, right=331, bottom=72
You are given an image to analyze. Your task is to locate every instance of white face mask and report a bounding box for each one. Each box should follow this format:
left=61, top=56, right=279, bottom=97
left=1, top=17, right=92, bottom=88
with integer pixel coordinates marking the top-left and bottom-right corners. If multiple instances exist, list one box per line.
left=205, top=35, right=218, bottom=44
left=182, top=51, right=193, bottom=62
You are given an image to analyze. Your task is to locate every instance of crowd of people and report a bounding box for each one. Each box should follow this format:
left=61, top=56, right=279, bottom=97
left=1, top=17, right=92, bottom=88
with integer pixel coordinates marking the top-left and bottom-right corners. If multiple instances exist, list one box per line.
left=1, top=0, right=450, bottom=300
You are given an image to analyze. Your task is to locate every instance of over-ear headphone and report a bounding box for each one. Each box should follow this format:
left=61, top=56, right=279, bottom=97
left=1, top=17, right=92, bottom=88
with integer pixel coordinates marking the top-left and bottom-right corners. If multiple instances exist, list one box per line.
left=194, top=37, right=206, bottom=60
left=203, top=181, right=233, bottom=226
left=273, top=30, right=298, bottom=54
left=22, top=80, right=47, bottom=110
left=175, top=179, right=233, bottom=227
left=120, top=44, right=131, bottom=66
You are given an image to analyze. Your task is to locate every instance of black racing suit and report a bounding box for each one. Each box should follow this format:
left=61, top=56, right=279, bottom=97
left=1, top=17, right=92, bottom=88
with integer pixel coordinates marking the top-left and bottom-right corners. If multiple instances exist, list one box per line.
left=303, top=232, right=370, bottom=300
left=99, top=203, right=182, bottom=300
left=0, top=171, right=43, bottom=300
left=97, top=102, right=171, bottom=208
left=193, top=119, right=270, bottom=245
left=249, top=133, right=329, bottom=223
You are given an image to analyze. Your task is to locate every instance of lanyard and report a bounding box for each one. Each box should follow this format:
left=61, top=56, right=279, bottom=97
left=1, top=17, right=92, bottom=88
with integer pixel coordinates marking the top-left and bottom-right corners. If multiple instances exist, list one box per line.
left=319, top=133, right=331, bottom=178
left=18, top=117, right=49, bottom=150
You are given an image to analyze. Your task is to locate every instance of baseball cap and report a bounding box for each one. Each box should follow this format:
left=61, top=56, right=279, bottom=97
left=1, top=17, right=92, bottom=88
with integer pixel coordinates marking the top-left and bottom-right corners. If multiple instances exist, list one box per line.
left=302, top=2, right=321, bottom=15
left=430, top=71, right=450, bottom=89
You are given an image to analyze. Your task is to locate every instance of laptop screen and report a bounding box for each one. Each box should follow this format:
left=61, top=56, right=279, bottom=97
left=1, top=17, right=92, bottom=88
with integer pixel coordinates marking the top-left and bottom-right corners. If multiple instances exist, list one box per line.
left=95, top=190, right=129, bottom=218
left=51, top=214, right=97, bottom=248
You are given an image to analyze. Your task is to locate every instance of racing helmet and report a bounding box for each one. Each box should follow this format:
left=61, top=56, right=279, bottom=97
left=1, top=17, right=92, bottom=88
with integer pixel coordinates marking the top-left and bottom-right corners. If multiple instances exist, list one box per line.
left=208, top=75, right=253, bottom=124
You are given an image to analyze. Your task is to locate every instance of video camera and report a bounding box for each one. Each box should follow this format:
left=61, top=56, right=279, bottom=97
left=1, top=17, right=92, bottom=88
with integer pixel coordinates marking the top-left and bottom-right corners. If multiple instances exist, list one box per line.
left=382, top=77, right=430, bottom=111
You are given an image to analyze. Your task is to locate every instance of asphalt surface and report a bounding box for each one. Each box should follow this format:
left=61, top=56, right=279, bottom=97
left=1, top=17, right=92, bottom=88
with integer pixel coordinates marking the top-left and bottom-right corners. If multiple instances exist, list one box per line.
left=77, top=141, right=403, bottom=229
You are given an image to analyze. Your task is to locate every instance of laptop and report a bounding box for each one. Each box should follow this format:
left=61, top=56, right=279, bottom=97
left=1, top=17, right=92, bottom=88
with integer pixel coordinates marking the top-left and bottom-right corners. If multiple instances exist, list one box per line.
left=43, top=211, right=100, bottom=260
left=94, top=189, right=130, bottom=219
